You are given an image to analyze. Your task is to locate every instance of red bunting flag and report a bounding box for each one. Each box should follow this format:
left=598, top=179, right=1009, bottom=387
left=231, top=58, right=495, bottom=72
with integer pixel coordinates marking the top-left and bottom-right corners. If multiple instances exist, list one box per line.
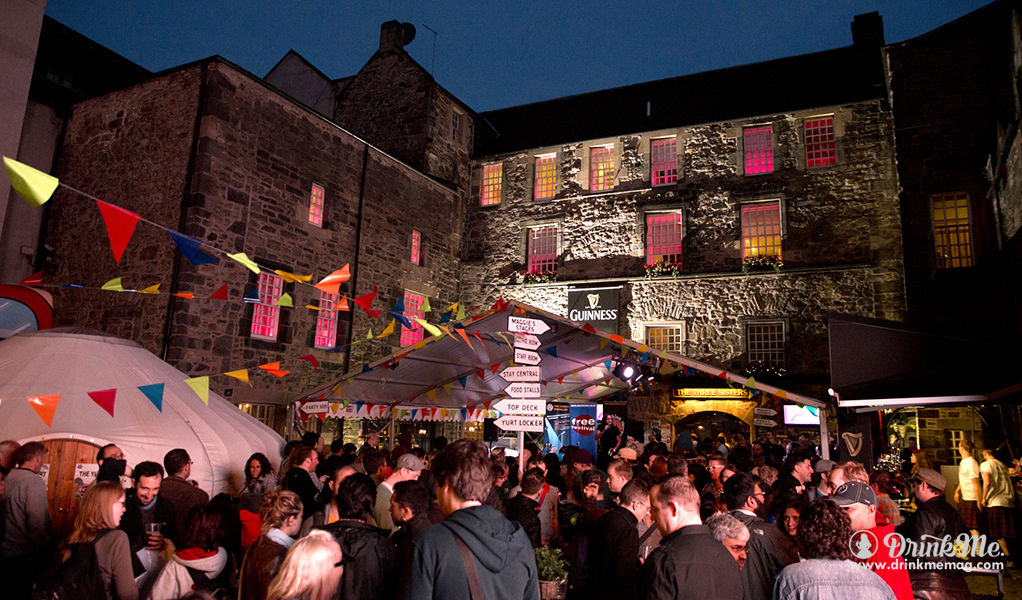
left=477, top=370, right=485, bottom=380
left=582, top=324, right=596, bottom=335
left=353, top=284, right=378, bottom=312
left=717, top=371, right=728, bottom=380
left=491, top=364, right=500, bottom=374
left=18, top=270, right=43, bottom=287
left=297, top=354, right=319, bottom=372
left=96, top=200, right=141, bottom=264
left=88, top=389, right=116, bottom=417
left=558, top=376, right=564, bottom=384
left=209, top=284, right=228, bottom=300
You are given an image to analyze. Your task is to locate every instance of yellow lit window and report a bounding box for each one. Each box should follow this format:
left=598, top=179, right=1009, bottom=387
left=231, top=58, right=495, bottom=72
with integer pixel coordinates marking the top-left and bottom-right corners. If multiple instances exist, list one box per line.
left=742, top=202, right=782, bottom=259
left=931, top=192, right=973, bottom=268
left=591, top=146, right=614, bottom=191
left=481, top=164, right=502, bottom=206
left=534, top=156, right=557, bottom=200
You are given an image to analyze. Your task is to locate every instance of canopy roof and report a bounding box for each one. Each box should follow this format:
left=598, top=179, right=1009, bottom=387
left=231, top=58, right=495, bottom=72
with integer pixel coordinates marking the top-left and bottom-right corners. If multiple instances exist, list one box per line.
left=300, top=301, right=825, bottom=410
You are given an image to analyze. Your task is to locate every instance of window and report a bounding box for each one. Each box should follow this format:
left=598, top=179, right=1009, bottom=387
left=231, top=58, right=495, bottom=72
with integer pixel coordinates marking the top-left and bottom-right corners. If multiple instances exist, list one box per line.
left=746, top=322, right=784, bottom=366
left=646, top=212, right=683, bottom=266
left=452, top=111, right=462, bottom=142
left=590, top=146, right=614, bottom=191
left=651, top=138, right=678, bottom=186
left=480, top=164, right=502, bottom=206
left=646, top=324, right=683, bottom=354
left=741, top=202, right=782, bottom=259
left=744, top=126, right=774, bottom=174
left=309, top=183, right=325, bottom=226
left=931, top=192, right=973, bottom=268
left=239, top=403, right=274, bottom=427
left=401, top=291, right=427, bottom=346
left=251, top=272, right=283, bottom=341
left=534, top=156, right=557, bottom=200
left=410, top=230, right=421, bottom=265
left=946, top=430, right=965, bottom=465
left=527, top=225, right=558, bottom=274
left=314, top=291, right=339, bottom=349
left=805, top=117, right=836, bottom=167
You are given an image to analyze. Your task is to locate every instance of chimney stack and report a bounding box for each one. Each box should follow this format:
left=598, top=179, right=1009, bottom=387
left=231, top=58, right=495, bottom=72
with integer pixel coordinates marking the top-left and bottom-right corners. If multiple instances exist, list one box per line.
left=851, top=12, right=885, bottom=47
left=380, top=20, right=405, bottom=52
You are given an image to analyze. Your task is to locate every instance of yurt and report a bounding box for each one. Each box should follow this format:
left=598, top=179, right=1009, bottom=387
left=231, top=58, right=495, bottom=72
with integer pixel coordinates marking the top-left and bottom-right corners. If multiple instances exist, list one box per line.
left=0, top=328, right=283, bottom=539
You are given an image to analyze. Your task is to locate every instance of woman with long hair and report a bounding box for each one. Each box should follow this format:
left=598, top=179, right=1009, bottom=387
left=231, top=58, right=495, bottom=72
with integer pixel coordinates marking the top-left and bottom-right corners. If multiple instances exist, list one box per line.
left=239, top=490, right=303, bottom=600
left=240, top=453, right=277, bottom=497
left=910, top=449, right=933, bottom=475
left=150, top=505, right=232, bottom=600
left=60, top=481, right=137, bottom=600
left=266, top=530, right=343, bottom=600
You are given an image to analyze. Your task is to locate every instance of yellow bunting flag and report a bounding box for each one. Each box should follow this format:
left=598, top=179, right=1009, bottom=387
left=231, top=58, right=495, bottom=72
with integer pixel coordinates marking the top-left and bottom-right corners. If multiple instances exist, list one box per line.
left=443, top=383, right=452, bottom=395
left=184, top=376, right=210, bottom=405
left=314, top=265, right=351, bottom=295
left=276, top=293, right=293, bottom=307
left=446, top=302, right=458, bottom=314
left=330, top=402, right=340, bottom=415
left=637, top=344, right=648, bottom=353
left=412, top=318, right=442, bottom=337
left=413, top=340, right=427, bottom=350
left=174, top=292, right=194, bottom=300
left=332, top=383, right=344, bottom=396
left=224, top=370, right=251, bottom=387
left=227, top=252, right=261, bottom=274
left=4, top=157, right=59, bottom=207
left=378, top=319, right=395, bottom=337
left=305, top=304, right=322, bottom=311
left=275, top=270, right=312, bottom=284
left=745, top=376, right=757, bottom=390
left=599, top=339, right=608, bottom=350
left=101, top=278, right=124, bottom=291
left=775, top=390, right=787, bottom=400
left=138, top=284, right=161, bottom=295
left=438, top=326, right=452, bottom=338
left=366, top=329, right=373, bottom=340
left=426, top=389, right=436, bottom=401
left=422, top=296, right=431, bottom=312
left=573, top=371, right=579, bottom=378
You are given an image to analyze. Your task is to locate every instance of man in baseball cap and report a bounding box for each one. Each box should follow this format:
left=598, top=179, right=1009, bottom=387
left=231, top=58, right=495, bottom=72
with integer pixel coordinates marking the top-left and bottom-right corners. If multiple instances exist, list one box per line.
left=373, top=452, right=425, bottom=532
left=832, top=481, right=912, bottom=600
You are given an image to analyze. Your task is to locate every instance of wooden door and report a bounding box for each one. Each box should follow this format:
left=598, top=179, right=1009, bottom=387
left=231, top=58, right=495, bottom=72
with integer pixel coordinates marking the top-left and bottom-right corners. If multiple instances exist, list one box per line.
left=40, top=439, right=101, bottom=545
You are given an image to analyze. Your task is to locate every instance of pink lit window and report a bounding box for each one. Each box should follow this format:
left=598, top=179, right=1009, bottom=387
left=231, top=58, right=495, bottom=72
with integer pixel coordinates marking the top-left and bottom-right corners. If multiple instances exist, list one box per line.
left=651, top=138, right=677, bottom=186
left=480, top=164, right=502, bottom=206
left=411, top=230, right=421, bottom=265
left=805, top=117, right=836, bottom=167
left=250, top=272, right=283, bottom=340
left=590, top=147, right=614, bottom=191
left=534, top=156, right=556, bottom=200
left=744, top=126, right=774, bottom=174
left=400, top=291, right=426, bottom=346
left=646, top=213, right=683, bottom=266
left=528, top=226, right=558, bottom=274
left=742, top=202, right=782, bottom=259
left=315, top=291, right=338, bottom=349
left=309, top=183, right=325, bottom=226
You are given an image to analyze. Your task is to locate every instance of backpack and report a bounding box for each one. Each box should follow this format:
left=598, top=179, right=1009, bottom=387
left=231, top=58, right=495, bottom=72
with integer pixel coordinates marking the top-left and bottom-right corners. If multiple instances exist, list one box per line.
left=183, top=554, right=235, bottom=600
left=31, top=529, right=113, bottom=600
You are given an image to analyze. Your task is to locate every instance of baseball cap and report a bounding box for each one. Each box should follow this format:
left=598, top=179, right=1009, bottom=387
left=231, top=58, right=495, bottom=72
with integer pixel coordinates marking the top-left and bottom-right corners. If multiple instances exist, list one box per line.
left=911, top=468, right=946, bottom=492
left=615, top=448, right=638, bottom=461
left=395, top=454, right=426, bottom=471
left=814, top=459, right=836, bottom=474
left=574, top=449, right=593, bottom=465
left=831, top=481, right=876, bottom=507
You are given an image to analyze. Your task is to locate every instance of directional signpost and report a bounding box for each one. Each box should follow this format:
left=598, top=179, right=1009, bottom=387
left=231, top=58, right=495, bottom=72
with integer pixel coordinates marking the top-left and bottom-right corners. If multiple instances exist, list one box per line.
left=508, top=316, right=550, bottom=335
left=753, top=407, right=778, bottom=417
left=497, top=336, right=547, bottom=472
left=302, top=400, right=329, bottom=414
left=493, top=399, right=546, bottom=415
left=512, top=333, right=541, bottom=351
left=499, top=366, right=541, bottom=382
left=514, top=348, right=541, bottom=365
left=753, top=418, right=777, bottom=428
left=503, top=383, right=542, bottom=398
left=495, top=416, right=544, bottom=433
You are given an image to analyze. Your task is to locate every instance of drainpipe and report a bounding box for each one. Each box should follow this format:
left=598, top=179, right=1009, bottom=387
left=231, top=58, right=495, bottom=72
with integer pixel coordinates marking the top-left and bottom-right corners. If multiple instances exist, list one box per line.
left=342, top=143, right=370, bottom=374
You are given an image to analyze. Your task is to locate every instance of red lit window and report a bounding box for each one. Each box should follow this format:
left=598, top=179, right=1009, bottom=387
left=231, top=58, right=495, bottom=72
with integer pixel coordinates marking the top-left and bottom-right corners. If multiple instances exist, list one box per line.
left=805, top=117, right=836, bottom=167
left=411, top=230, right=421, bottom=265
left=400, top=291, right=426, bottom=346
left=309, top=183, right=325, bottom=226
left=646, top=213, right=683, bottom=266
left=590, top=147, right=614, bottom=191
left=744, top=126, right=774, bottom=174
left=534, top=156, right=556, bottom=200
left=651, top=139, right=677, bottom=186
left=528, top=225, right=558, bottom=274
left=742, top=202, right=782, bottom=260
left=315, top=291, right=339, bottom=349
left=251, top=272, right=283, bottom=340
left=481, top=164, right=502, bottom=206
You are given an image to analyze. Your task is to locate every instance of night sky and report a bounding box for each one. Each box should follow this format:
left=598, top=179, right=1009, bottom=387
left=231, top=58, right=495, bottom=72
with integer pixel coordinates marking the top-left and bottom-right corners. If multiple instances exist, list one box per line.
left=44, top=0, right=992, bottom=113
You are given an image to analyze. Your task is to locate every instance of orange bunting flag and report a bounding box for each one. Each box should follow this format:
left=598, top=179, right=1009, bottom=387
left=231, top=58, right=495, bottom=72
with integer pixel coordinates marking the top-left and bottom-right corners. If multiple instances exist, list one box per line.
left=209, top=284, right=228, bottom=300
left=96, top=200, right=141, bottom=264
left=336, top=297, right=349, bottom=311
left=491, top=364, right=500, bottom=374
left=259, top=362, right=290, bottom=377
left=426, top=389, right=436, bottom=401
left=87, top=389, right=116, bottom=417
left=456, top=329, right=474, bottom=349
left=609, top=334, right=624, bottom=345
left=224, top=370, right=251, bottom=387
left=314, top=264, right=351, bottom=295
left=174, top=292, right=194, bottom=300
left=27, top=394, right=60, bottom=427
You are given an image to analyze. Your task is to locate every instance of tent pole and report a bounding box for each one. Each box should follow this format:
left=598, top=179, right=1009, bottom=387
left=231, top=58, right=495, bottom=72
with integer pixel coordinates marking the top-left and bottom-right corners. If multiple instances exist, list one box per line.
left=820, top=412, right=831, bottom=460
left=389, top=408, right=395, bottom=452
left=460, top=419, right=466, bottom=441
left=518, top=431, right=525, bottom=475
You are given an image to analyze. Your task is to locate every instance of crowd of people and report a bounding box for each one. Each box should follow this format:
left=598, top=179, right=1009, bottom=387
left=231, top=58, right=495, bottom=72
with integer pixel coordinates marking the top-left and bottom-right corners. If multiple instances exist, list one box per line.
left=0, top=426, right=1015, bottom=600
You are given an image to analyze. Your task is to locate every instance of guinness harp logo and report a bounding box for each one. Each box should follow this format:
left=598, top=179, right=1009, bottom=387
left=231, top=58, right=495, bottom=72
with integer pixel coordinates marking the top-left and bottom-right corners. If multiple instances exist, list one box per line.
left=842, top=432, right=864, bottom=457
left=586, top=294, right=600, bottom=309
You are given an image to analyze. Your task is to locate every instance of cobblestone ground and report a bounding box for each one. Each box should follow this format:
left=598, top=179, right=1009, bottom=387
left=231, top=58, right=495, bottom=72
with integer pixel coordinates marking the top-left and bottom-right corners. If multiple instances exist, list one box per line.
left=967, top=565, right=1020, bottom=599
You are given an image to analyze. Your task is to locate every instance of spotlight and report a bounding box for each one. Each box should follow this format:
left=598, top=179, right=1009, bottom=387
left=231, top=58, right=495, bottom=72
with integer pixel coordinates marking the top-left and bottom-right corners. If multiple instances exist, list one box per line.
left=612, top=360, right=642, bottom=386
left=623, top=366, right=635, bottom=378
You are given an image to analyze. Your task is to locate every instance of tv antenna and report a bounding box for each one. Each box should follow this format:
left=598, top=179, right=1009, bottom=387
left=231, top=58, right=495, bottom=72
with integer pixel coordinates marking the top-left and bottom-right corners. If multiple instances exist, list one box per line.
left=422, top=23, right=438, bottom=75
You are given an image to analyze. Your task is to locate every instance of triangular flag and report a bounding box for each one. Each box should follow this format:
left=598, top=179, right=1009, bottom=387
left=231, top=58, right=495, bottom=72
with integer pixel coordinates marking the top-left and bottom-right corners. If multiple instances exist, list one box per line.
left=604, top=360, right=613, bottom=371
left=438, top=326, right=452, bottom=338
left=439, top=310, right=452, bottom=324
left=297, top=354, right=318, bottom=372
left=582, top=323, right=597, bottom=334
left=491, top=364, right=500, bottom=374
left=477, top=370, right=485, bottom=380
left=174, top=292, right=194, bottom=300
left=391, top=298, right=406, bottom=314
left=185, top=376, right=210, bottom=405
left=456, top=329, right=474, bottom=349
left=4, top=157, right=59, bottom=207
left=637, top=344, right=649, bottom=353
left=422, top=297, right=431, bottom=312
left=775, top=390, right=787, bottom=400
left=333, top=297, right=348, bottom=311
left=558, top=376, right=565, bottom=384
left=391, top=312, right=412, bottom=329
left=227, top=252, right=261, bottom=274
left=573, top=371, right=579, bottom=378
left=333, top=383, right=344, bottom=397
left=276, top=293, right=293, bottom=307
left=413, top=340, right=427, bottom=350
left=317, top=412, right=326, bottom=423
left=377, top=319, right=395, bottom=337
left=610, top=335, right=624, bottom=344
left=546, top=346, right=558, bottom=358
left=225, top=369, right=251, bottom=387
left=95, top=200, right=140, bottom=264
left=209, top=283, right=228, bottom=300
left=353, top=284, right=378, bottom=313
left=745, top=376, right=757, bottom=390
left=244, top=288, right=261, bottom=303
left=259, top=362, right=290, bottom=377
left=443, top=383, right=452, bottom=395
left=458, top=376, right=467, bottom=389
left=19, top=270, right=43, bottom=287
left=427, top=389, right=436, bottom=401
left=361, top=364, right=372, bottom=374
left=27, top=394, right=60, bottom=427
left=456, top=303, right=466, bottom=321
left=101, top=278, right=124, bottom=291
left=330, top=402, right=340, bottom=415
left=87, top=389, right=116, bottom=417
left=305, top=304, right=322, bottom=311
left=599, top=339, right=608, bottom=350
left=412, top=318, right=442, bottom=338
left=138, top=284, right=161, bottom=295
left=366, top=328, right=373, bottom=340
left=139, top=383, right=165, bottom=412
left=167, top=230, right=219, bottom=265
left=314, top=265, right=351, bottom=295
left=717, top=371, right=728, bottom=380
left=275, top=270, right=312, bottom=284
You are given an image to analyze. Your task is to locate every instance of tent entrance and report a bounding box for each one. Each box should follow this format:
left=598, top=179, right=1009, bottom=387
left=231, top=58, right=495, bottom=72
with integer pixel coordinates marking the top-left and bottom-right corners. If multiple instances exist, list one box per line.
left=40, top=438, right=101, bottom=543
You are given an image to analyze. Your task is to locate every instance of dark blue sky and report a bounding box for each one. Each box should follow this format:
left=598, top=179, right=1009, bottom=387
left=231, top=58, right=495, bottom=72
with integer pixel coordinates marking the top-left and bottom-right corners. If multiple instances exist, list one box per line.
left=45, top=0, right=992, bottom=112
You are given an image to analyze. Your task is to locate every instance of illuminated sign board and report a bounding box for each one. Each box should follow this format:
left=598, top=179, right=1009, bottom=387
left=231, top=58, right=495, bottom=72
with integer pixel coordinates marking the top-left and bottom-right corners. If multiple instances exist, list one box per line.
left=672, top=388, right=751, bottom=399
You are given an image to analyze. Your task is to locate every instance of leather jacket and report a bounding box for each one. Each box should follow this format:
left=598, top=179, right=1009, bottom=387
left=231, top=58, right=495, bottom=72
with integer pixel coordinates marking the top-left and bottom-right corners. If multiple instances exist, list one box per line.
left=896, top=495, right=967, bottom=578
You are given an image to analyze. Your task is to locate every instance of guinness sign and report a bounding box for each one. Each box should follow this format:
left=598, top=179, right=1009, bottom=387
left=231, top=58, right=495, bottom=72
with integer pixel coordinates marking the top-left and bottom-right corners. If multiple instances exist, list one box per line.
left=567, top=287, right=620, bottom=334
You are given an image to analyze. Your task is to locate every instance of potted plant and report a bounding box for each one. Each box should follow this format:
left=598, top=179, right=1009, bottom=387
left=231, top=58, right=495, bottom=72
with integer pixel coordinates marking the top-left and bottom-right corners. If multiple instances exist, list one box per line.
left=522, top=271, right=558, bottom=286
left=534, top=546, right=569, bottom=600
left=643, top=260, right=683, bottom=279
left=741, top=254, right=783, bottom=273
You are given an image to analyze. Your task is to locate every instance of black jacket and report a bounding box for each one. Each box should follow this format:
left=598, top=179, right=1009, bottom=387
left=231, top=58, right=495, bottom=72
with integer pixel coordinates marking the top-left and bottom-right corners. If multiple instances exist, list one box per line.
left=505, top=494, right=541, bottom=548
left=897, top=495, right=967, bottom=578
left=589, top=505, right=640, bottom=600
left=119, top=493, right=178, bottom=550
left=285, top=468, right=331, bottom=523
left=317, top=519, right=399, bottom=600
left=729, top=510, right=799, bottom=600
left=637, top=524, right=743, bottom=600
left=397, top=504, right=538, bottom=600
left=390, top=512, right=432, bottom=565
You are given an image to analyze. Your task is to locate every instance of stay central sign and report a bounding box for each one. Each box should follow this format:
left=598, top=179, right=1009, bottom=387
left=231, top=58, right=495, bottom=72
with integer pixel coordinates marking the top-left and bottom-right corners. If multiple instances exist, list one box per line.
left=567, top=287, right=620, bottom=334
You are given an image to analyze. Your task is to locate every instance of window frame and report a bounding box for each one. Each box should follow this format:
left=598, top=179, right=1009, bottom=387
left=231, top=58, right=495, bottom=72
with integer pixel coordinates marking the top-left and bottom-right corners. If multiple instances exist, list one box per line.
left=533, top=154, right=558, bottom=200
left=804, top=115, right=837, bottom=168
left=480, top=163, right=503, bottom=207
left=650, top=137, right=679, bottom=187
left=740, top=199, right=784, bottom=261
left=644, top=210, right=685, bottom=267
left=526, top=223, right=559, bottom=275
left=308, top=183, right=325, bottom=227
left=929, top=191, right=974, bottom=269
left=400, top=290, right=427, bottom=346
left=314, top=290, right=339, bottom=349
left=644, top=322, right=686, bottom=355
left=250, top=272, right=284, bottom=342
left=410, top=229, right=422, bottom=265
left=589, top=145, right=615, bottom=192
left=743, top=125, right=775, bottom=175
left=743, top=319, right=788, bottom=368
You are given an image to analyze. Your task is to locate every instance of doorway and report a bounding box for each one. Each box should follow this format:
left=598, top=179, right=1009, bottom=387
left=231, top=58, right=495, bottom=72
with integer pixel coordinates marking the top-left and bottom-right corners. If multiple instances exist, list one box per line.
left=674, top=411, right=750, bottom=448
left=40, top=438, right=101, bottom=544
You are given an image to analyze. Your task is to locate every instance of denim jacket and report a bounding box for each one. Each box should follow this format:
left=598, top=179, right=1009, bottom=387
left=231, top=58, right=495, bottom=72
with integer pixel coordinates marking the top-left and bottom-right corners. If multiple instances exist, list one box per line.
left=773, top=558, right=896, bottom=600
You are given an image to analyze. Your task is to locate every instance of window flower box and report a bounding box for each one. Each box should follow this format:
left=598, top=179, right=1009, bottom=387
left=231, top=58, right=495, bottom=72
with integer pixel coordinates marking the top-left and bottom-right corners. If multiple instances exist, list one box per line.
left=644, top=261, right=683, bottom=279
left=522, top=271, right=558, bottom=286
left=742, top=255, right=783, bottom=273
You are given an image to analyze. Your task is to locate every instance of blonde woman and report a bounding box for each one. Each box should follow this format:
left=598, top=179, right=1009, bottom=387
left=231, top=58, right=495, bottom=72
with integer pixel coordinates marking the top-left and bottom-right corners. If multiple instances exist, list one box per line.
left=266, top=530, right=344, bottom=600
left=239, top=489, right=303, bottom=600
left=60, top=480, right=137, bottom=600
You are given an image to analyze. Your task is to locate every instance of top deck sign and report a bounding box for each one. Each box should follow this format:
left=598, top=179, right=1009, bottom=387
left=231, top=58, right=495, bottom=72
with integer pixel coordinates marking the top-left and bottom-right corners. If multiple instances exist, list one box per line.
left=508, top=316, right=550, bottom=335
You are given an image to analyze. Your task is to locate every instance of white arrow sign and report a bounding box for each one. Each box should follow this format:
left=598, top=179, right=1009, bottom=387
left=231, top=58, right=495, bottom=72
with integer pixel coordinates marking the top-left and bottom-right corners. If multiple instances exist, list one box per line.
left=495, top=415, right=545, bottom=433
left=513, top=333, right=541, bottom=351
left=499, top=366, right=541, bottom=382
left=504, top=383, right=542, bottom=398
left=302, top=400, right=329, bottom=414
left=753, top=407, right=778, bottom=417
left=514, top=349, right=541, bottom=366
left=493, top=399, right=546, bottom=415
left=508, top=316, right=551, bottom=335
left=753, top=418, right=777, bottom=428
